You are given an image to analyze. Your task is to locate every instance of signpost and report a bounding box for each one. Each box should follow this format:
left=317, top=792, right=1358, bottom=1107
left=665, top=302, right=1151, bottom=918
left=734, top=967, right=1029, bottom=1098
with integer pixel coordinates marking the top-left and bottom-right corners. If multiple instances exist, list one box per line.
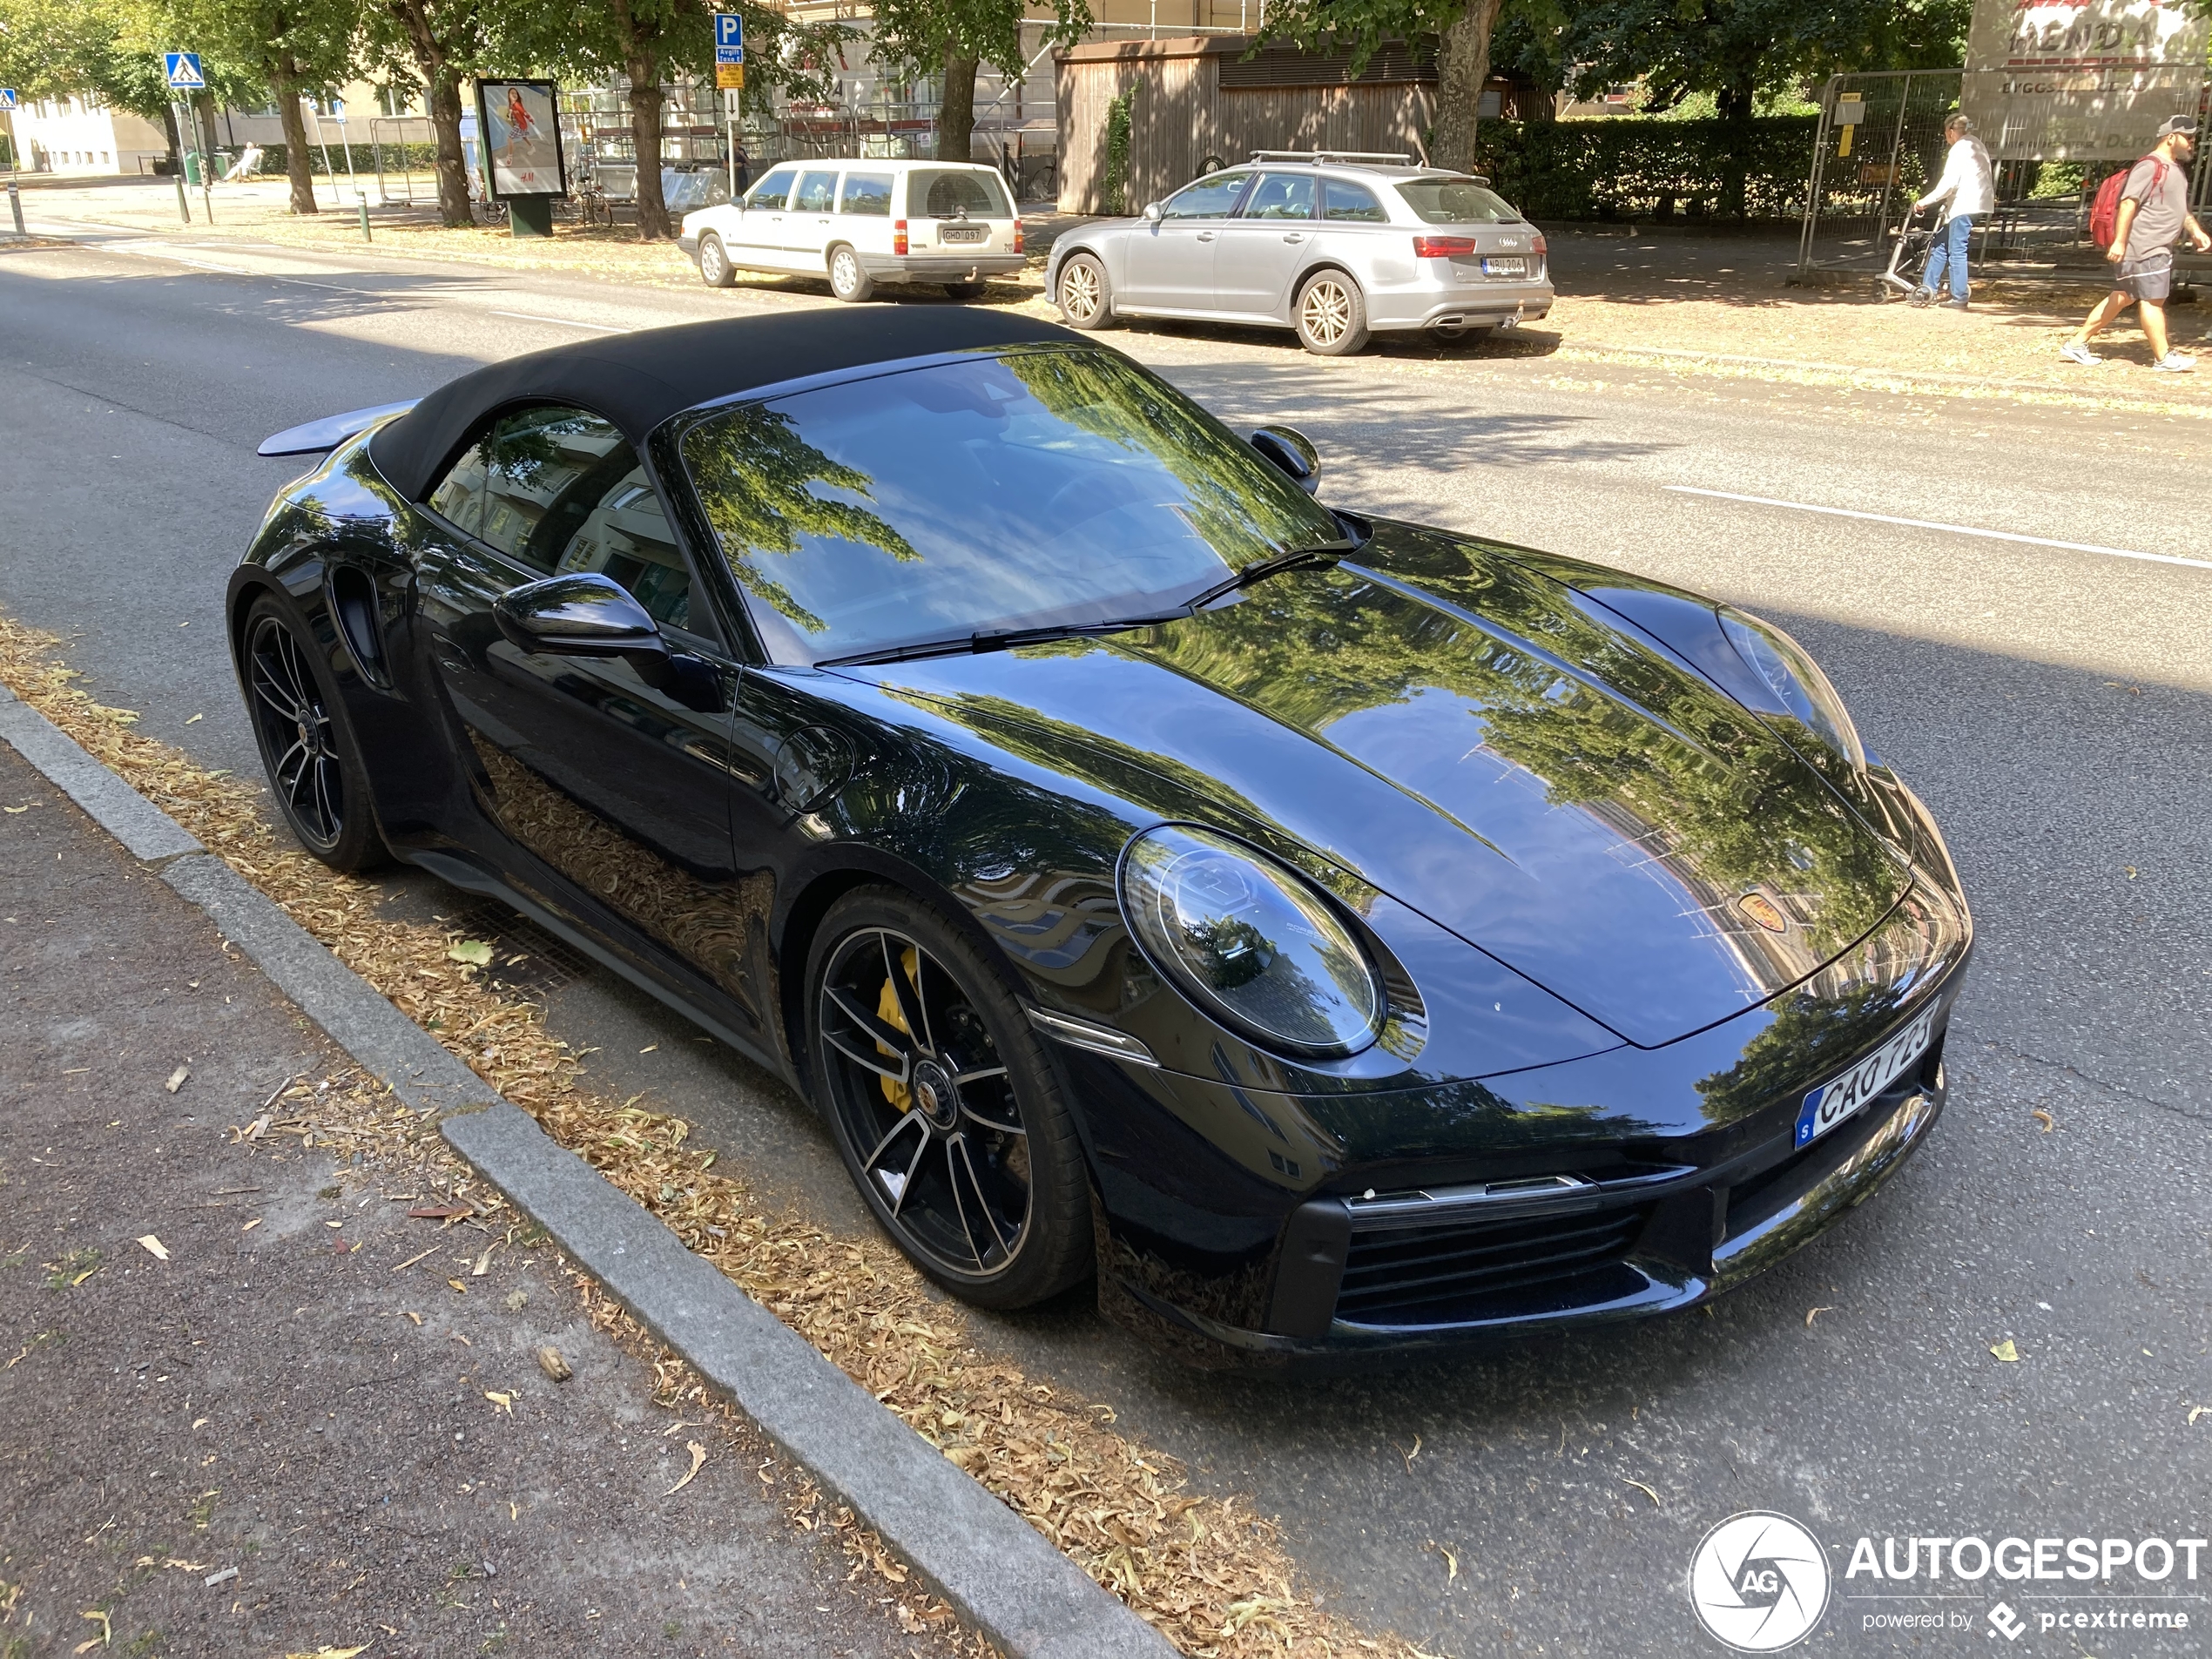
left=714, top=14, right=745, bottom=91
left=165, top=51, right=213, bottom=223
left=2, top=89, right=17, bottom=199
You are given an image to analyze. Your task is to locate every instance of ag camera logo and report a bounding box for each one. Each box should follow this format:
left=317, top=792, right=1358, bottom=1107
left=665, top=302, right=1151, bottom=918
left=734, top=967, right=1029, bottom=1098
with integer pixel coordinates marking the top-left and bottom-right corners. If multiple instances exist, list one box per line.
left=1689, top=1511, right=1831, bottom=1651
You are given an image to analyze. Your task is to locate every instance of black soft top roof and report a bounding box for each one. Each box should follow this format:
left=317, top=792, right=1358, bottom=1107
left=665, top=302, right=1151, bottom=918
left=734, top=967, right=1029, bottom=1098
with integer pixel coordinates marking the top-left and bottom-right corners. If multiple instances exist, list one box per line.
left=367, top=307, right=1078, bottom=502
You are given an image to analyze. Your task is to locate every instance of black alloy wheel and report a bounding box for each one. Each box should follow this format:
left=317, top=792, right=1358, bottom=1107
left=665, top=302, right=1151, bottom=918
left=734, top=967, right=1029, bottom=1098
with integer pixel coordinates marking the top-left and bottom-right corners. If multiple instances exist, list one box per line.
left=241, top=596, right=387, bottom=871
left=807, top=888, right=1091, bottom=1308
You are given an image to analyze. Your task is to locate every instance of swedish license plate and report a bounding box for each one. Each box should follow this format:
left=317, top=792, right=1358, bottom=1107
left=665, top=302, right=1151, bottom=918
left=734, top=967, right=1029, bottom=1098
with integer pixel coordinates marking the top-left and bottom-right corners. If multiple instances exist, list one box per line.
left=940, top=225, right=987, bottom=245
left=1482, top=256, right=1527, bottom=277
left=1794, top=1004, right=1938, bottom=1149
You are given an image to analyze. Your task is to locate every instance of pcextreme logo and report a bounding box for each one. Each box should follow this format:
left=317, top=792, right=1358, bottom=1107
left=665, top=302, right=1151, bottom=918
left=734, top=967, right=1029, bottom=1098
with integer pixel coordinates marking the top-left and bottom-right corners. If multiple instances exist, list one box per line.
left=1689, top=1511, right=1832, bottom=1651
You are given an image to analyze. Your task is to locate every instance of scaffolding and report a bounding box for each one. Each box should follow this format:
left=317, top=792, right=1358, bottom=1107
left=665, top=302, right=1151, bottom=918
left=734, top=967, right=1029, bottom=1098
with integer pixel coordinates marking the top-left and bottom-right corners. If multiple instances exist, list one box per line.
left=369, top=115, right=438, bottom=206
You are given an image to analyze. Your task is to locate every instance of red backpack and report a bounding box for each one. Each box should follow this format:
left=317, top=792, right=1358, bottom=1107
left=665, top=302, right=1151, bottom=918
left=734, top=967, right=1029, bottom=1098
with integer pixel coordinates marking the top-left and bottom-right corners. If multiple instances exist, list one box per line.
left=2091, top=156, right=2167, bottom=250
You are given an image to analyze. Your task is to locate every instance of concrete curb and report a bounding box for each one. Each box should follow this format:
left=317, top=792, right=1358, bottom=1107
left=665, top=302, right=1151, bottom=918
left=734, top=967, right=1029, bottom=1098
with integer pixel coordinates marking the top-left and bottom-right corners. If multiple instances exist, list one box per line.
left=0, top=680, right=1175, bottom=1659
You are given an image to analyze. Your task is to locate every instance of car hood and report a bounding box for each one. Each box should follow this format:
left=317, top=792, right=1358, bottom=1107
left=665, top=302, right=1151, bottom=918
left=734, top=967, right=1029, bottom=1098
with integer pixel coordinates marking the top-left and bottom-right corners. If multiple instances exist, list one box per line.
left=843, top=521, right=1912, bottom=1047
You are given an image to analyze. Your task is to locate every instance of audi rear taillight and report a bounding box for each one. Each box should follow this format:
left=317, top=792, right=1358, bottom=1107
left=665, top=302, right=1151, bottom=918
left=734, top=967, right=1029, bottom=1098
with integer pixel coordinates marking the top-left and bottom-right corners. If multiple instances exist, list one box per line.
left=894, top=219, right=909, bottom=255
left=1413, top=235, right=1479, bottom=260
left=1013, top=218, right=1024, bottom=254
left=1532, top=232, right=1548, bottom=257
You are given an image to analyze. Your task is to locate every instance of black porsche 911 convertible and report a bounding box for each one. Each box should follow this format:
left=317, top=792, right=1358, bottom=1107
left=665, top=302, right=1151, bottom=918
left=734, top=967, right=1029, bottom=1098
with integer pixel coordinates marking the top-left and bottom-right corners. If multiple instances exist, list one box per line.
left=233, top=307, right=1970, bottom=1358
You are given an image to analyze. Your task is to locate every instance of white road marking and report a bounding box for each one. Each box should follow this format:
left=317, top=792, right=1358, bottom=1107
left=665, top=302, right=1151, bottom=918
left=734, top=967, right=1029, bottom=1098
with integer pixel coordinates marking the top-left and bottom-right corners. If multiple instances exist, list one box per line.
left=489, top=309, right=630, bottom=333
left=1664, top=485, right=2212, bottom=572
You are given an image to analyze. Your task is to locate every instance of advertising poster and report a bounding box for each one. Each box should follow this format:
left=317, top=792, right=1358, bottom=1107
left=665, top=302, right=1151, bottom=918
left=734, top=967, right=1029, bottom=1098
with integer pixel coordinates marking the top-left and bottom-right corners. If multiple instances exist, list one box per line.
left=477, top=79, right=566, bottom=198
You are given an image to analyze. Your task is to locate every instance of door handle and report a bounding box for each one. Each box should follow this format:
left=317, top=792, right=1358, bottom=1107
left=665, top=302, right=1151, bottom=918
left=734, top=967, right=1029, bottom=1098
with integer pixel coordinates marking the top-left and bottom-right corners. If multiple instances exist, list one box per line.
left=1283, top=233, right=1306, bottom=243
left=1196, top=230, right=1216, bottom=242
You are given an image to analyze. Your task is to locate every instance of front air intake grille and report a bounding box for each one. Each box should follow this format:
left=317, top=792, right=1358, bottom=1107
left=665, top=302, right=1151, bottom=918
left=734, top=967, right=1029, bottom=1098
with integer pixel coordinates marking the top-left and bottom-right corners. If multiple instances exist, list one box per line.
left=1335, top=1204, right=1651, bottom=1326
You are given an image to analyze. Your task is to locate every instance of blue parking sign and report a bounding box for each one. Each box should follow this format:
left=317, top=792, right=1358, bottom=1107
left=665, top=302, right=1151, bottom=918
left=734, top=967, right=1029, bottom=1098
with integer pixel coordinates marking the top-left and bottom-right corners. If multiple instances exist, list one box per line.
left=164, top=51, right=206, bottom=91
left=714, top=13, right=744, bottom=59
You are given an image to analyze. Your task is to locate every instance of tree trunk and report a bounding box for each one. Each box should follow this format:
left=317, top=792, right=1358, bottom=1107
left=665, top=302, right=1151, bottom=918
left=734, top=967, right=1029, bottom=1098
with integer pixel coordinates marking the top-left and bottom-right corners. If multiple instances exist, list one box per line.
left=425, top=70, right=472, bottom=227
left=390, top=0, right=473, bottom=227
left=1718, top=74, right=1753, bottom=219
left=273, top=65, right=320, bottom=215
left=158, top=104, right=183, bottom=170
left=1431, top=0, right=1505, bottom=173
left=627, top=56, right=669, bottom=239
left=937, top=48, right=980, bottom=162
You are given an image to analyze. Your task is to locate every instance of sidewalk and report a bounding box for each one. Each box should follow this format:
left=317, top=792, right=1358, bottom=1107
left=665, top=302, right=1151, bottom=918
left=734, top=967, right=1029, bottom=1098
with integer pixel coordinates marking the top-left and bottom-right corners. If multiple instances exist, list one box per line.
left=0, top=736, right=978, bottom=1658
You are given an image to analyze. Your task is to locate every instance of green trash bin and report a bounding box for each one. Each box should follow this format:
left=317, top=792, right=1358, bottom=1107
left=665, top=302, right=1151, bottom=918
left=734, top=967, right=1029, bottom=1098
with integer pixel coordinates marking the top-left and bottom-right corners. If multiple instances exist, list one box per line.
left=182, top=151, right=205, bottom=186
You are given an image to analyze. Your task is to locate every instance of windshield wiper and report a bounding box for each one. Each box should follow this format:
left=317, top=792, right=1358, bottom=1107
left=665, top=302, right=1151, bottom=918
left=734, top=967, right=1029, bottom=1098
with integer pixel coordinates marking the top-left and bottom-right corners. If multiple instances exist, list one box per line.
left=1182, top=545, right=1347, bottom=612
left=816, top=610, right=1190, bottom=670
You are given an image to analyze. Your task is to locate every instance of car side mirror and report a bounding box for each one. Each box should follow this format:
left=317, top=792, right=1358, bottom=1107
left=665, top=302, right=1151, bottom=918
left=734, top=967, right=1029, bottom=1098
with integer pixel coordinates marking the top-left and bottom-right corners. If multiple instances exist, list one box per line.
left=494, top=566, right=677, bottom=676
left=1248, top=425, right=1320, bottom=495
left=1142, top=201, right=1163, bottom=223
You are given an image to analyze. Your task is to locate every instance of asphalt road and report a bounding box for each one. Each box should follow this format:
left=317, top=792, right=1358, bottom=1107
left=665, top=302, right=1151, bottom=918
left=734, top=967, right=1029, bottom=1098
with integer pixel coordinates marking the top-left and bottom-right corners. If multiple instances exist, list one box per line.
left=3, top=229, right=2208, bottom=1658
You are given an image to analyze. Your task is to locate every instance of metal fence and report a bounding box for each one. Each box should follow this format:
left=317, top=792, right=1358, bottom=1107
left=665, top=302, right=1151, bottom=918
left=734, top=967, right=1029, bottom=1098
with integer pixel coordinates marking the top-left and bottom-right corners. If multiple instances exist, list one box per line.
left=1796, top=66, right=2209, bottom=278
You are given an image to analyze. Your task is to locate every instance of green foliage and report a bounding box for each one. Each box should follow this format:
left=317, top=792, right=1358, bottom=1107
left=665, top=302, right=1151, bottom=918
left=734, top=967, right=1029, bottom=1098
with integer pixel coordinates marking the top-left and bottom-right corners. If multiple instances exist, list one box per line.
left=1102, top=83, right=1137, bottom=214
left=1560, top=0, right=1972, bottom=116
left=867, top=0, right=1090, bottom=87
left=1476, top=113, right=1820, bottom=219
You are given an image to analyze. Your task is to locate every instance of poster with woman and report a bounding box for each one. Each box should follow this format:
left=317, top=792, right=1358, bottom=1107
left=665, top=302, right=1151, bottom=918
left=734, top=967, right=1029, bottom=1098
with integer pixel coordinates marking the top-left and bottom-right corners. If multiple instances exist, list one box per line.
left=476, top=79, right=565, bottom=198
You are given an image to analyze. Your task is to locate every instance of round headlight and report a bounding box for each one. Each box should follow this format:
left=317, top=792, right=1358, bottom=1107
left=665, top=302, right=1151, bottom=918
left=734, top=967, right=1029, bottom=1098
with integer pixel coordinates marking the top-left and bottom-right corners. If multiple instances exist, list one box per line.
left=1119, top=825, right=1383, bottom=1059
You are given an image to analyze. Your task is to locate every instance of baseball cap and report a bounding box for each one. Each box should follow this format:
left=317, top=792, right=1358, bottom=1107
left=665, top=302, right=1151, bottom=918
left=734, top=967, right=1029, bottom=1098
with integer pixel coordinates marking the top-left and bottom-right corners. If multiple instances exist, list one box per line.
left=2156, top=114, right=2197, bottom=138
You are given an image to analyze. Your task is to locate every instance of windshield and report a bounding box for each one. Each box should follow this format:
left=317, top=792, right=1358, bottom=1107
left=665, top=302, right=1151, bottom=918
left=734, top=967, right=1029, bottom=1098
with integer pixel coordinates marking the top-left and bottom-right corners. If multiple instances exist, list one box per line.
left=678, top=347, right=1344, bottom=665
left=908, top=168, right=1014, bottom=219
left=1395, top=178, right=1521, bottom=225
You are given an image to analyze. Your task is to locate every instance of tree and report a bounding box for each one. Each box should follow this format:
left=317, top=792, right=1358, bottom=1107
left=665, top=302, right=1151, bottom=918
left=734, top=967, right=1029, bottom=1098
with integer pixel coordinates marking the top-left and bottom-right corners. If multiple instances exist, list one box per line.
left=517, top=3, right=846, bottom=242
left=1257, top=0, right=1509, bottom=172
left=365, top=0, right=490, bottom=227
left=867, top=0, right=1091, bottom=165
left=162, top=0, right=361, bottom=213
left=1, top=0, right=239, bottom=164
left=1558, top=0, right=1969, bottom=213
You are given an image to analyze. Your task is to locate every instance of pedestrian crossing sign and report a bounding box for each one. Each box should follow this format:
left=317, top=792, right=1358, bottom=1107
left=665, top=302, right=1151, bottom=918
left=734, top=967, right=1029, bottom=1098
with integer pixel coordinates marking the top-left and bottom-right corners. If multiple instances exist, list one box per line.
left=165, top=51, right=205, bottom=91
left=0, top=89, right=17, bottom=110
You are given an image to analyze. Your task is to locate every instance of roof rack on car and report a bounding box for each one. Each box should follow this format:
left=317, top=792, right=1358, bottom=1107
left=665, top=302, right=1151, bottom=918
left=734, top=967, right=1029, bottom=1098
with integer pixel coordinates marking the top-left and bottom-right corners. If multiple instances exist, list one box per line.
left=1247, top=150, right=1414, bottom=165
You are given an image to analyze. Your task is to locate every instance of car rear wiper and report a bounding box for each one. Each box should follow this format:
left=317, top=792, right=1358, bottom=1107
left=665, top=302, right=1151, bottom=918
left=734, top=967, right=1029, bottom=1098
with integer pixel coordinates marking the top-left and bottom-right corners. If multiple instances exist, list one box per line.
left=816, top=610, right=1191, bottom=669
left=1182, top=545, right=1348, bottom=612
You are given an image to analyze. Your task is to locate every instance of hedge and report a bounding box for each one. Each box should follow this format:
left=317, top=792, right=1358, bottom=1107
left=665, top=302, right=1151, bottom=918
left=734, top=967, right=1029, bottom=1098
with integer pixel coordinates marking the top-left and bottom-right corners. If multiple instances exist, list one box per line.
left=226, top=141, right=442, bottom=178
left=1474, top=115, right=1821, bottom=222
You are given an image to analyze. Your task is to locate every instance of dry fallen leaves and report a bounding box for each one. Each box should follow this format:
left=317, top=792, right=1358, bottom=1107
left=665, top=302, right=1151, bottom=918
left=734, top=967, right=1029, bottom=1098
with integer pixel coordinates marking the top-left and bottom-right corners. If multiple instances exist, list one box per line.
left=164, top=1063, right=190, bottom=1094
left=665, top=1439, right=708, bottom=1496
left=536, top=1345, right=573, bottom=1381
left=2031, top=1109, right=2055, bottom=1132
left=0, top=607, right=1444, bottom=1659
left=1990, top=1339, right=2020, bottom=1363
left=485, top=1390, right=513, bottom=1415
left=1804, top=1305, right=1834, bottom=1327
left=1621, top=1477, right=1662, bottom=1507
left=2188, top=1406, right=2210, bottom=1426
left=136, top=1234, right=170, bottom=1261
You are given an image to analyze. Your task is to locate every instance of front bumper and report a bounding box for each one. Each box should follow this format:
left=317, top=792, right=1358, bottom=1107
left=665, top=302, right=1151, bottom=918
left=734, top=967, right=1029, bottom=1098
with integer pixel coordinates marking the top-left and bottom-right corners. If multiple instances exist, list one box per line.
left=677, top=232, right=700, bottom=259
left=1108, top=1045, right=1951, bottom=1361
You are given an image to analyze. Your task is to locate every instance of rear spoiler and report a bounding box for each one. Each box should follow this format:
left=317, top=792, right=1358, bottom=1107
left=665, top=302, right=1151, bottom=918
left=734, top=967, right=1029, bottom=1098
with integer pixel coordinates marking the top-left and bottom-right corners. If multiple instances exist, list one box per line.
left=257, top=400, right=418, bottom=458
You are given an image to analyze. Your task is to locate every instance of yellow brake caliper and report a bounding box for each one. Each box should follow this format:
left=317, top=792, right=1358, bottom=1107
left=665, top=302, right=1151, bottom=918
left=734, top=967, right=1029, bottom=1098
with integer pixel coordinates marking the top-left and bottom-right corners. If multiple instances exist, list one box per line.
left=877, top=946, right=921, bottom=1110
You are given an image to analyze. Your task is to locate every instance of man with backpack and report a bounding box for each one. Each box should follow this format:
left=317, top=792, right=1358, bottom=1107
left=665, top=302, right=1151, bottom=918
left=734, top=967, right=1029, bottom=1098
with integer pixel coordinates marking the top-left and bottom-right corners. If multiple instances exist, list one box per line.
left=2062, top=116, right=2209, bottom=371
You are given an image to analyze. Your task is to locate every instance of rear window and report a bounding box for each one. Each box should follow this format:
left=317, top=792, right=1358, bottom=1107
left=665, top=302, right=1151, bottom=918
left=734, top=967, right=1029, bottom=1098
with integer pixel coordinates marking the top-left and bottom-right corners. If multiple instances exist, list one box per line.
left=908, top=168, right=1013, bottom=219
left=793, top=169, right=839, bottom=212
left=1396, top=178, right=1520, bottom=225
left=841, top=172, right=894, bottom=215
left=1320, top=180, right=1388, bottom=223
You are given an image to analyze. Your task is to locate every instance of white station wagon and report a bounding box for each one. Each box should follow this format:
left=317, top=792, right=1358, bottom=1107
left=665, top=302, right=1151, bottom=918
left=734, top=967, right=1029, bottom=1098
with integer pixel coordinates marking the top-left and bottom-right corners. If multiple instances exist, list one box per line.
left=678, top=158, right=1024, bottom=302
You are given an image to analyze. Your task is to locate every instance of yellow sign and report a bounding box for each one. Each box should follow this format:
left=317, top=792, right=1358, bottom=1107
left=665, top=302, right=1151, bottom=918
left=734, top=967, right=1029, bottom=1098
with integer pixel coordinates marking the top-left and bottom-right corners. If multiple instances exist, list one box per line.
left=716, top=63, right=745, bottom=90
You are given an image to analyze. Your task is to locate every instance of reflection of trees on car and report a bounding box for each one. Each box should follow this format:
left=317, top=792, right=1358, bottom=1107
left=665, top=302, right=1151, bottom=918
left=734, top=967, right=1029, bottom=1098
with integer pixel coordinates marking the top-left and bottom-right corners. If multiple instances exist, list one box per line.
left=681, top=403, right=918, bottom=636
left=995, top=350, right=1337, bottom=570
left=1118, top=534, right=1898, bottom=958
